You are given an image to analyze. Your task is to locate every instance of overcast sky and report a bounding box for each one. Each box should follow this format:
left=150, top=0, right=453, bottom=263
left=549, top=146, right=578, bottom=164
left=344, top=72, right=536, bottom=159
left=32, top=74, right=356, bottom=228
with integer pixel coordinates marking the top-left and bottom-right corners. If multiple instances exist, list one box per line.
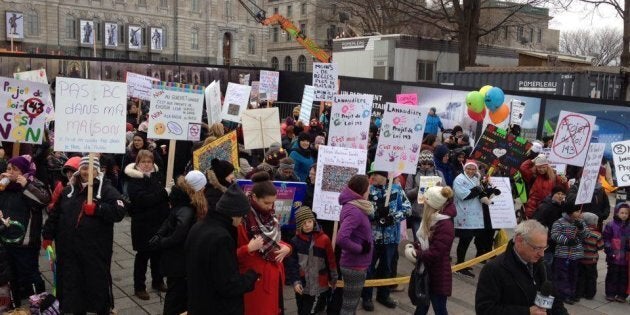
left=547, top=2, right=623, bottom=32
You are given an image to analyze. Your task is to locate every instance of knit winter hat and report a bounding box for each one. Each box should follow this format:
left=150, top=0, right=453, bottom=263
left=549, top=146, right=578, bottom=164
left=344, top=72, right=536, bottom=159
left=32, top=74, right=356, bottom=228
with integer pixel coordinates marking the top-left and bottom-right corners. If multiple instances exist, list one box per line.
left=418, top=150, right=434, bottom=165
left=62, top=156, right=82, bottom=174
left=185, top=170, right=207, bottom=192
left=216, top=183, right=250, bottom=217
left=265, top=148, right=287, bottom=167
left=562, top=197, right=580, bottom=215
left=463, top=160, right=478, bottom=170
left=278, top=158, right=295, bottom=172
left=530, top=141, right=543, bottom=154
left=79, top=156, right=101, bottom=170
left=134, top=131, right=148, bottom=143
left=533, top=154, right=549, bottom=166
left=614, top=202, right=630, bottom=216
left=8, top=156, right=31, bottom=175
left=551, top=184, right=567, bottom=196
left=210, top=158, right=235, bottom=182
left=295, top=206, right=316, bottom=232
left=239, top=158, right=253, bottom=175
left=368, top=162, right=388, bottom=178
left=425, top=186, right=448, bottom=210
left=581, top=212, right=598, bottom=226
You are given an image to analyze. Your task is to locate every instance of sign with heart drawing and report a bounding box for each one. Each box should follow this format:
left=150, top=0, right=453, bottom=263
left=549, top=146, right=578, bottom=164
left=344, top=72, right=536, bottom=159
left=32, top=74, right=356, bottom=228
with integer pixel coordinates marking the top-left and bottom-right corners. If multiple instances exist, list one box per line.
left=471, top=124, right=532, bottom=176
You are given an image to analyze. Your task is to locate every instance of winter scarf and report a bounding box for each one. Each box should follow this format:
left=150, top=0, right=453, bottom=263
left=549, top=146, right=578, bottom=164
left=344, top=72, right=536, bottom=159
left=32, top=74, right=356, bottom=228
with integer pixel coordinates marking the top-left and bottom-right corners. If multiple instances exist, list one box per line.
left=246, top=197, right=281, bottom=261
left=295, top=145, right=311, bottom=159
left=348, top=199, right=374, bottom=216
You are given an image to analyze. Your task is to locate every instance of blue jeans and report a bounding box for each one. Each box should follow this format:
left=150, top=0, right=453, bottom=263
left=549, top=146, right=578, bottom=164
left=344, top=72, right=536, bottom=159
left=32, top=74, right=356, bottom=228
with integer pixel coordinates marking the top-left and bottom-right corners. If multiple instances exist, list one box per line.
left=361, top=243, right=397, bottom=301
left=414, top=294, right=448, bottom=315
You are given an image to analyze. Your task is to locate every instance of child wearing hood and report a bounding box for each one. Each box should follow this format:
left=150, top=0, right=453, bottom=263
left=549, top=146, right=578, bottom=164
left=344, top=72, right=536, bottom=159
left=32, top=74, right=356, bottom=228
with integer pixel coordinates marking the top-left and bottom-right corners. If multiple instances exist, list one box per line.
left=602, top=202, right=630, bottom=302
left=575, top=212, right=604, bottom=300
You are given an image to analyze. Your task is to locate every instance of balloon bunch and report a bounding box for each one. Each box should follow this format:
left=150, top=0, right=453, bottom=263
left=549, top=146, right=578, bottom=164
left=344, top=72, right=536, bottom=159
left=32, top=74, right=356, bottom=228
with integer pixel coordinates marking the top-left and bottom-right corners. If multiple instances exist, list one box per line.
left=465, top=85, right=509, bottom=124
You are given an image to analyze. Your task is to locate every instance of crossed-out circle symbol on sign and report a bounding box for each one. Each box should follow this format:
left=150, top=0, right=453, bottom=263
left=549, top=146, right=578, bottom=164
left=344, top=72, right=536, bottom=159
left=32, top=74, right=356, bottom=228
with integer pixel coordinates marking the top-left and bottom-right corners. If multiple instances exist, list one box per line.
left=613, top=144, right=627, bottom=155
left=552, top=114, right=591, bottom=159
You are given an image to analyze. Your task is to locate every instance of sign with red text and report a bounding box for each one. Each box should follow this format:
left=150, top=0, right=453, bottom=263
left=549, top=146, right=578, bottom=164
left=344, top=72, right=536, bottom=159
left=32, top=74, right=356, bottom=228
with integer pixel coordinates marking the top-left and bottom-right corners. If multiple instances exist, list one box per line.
left=148, top=82, right=204, bottom=141
left=575, top=143, right=606, bottom=204
left=0, top=77, right=53, bottom=144
left=396, top=93, right=418, bottom=105
left=549, top=110, right=596, bottom=167
left=328, top=94, right=373, bottom=150
left=54, top=77, right=126, bottom=153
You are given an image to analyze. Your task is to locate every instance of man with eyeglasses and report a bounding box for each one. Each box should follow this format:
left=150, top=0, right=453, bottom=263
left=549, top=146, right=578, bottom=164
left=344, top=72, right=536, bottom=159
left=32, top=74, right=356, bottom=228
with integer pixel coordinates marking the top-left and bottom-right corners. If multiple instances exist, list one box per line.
left=476, top=220, right=568, bottom=315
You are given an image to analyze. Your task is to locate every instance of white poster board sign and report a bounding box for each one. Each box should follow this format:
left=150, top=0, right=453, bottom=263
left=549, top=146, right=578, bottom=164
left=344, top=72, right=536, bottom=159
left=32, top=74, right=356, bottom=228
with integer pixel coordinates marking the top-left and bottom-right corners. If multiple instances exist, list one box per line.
left=221, top=82, right=251, bottom=123
left=575, top=143, right=606, bottom=204
left=488, top=177, right=518, bottom=229
left=612, top=140, right=630, bottom=187
left=548, top=110, right=596, bottom=167
left=313, top=63, right=338, bottom=101
left=54, top=78, right=126, bottom=153
left=313, top=146, right=368, bottom=221
left=14, top=69, right=48, bottom=84
left=541, top=148, right=567, bottom=176
left=373, top=103, right=429, bottom=174
left=299, top=85, right=314, bottom=124
left=510, top=99, right=526, bottom=126
left=328, top=94, right=373, bottom=150
left=205, top=81, right=222, bottom=126
left=416, top=176, right=443, bottom=204
left=0, top=77, right=53, bottom=144
left=126, top=72, right=159, bottom=101
left=148, top=83, right=204, bottom=141
left=241, top=108, right=281, bottom=150
left=250, top=81, right=260, bottom=104
left=259, top=70, right=279, bottom=101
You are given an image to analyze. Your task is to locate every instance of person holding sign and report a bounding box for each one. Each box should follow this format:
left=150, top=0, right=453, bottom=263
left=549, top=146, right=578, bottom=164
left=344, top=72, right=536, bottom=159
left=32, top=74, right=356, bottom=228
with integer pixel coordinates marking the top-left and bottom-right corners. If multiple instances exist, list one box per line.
left=237, top=172, right=292, bottom=315
left=520, top=154, right=567, bottom=219
left=42, top=157, right=126, bottom=315
left=0, top=156, right=50, bottom=305
left=405, top=151, right=445, bottom=241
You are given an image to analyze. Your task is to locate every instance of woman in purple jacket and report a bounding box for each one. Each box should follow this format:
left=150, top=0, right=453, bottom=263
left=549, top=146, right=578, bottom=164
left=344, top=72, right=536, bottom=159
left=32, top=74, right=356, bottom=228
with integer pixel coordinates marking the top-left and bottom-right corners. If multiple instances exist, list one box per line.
left=336, top=175, right=374, bottom=315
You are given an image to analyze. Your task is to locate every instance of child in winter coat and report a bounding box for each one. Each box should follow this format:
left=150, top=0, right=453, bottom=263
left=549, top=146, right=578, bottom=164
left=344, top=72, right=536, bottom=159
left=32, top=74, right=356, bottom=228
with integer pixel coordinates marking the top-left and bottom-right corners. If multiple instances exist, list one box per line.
left=576, top=212, right=604, bottom=300
left=287, top=206, right=338, bottom=315
left=602, top=202, right=630, bottom=302
left=550, top=203, right=588, bottom=304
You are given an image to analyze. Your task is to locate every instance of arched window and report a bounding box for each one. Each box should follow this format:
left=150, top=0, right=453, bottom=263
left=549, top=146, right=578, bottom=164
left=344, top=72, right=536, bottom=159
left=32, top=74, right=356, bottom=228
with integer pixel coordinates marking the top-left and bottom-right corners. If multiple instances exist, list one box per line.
left=271, top=57, right=279, bottom=70
left=26, top=12, right=39, bottom=36
left=248, top=34, right=255, bottom=54
left=297, top=55, right=307, bottom=72
left=284, top=56, right=292, bottom=71
left=191, top=28, right=199, bottom=49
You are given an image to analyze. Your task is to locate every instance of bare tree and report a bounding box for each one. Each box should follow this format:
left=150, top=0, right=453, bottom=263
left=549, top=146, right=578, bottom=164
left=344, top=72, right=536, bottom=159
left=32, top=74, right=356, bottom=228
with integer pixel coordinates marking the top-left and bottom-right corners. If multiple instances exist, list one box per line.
left=560, top=27, right=622, bottom=65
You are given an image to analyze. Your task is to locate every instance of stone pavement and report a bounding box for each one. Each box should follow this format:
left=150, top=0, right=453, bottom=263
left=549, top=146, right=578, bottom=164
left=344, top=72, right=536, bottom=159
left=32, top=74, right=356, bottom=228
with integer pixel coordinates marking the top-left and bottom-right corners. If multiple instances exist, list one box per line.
left=38, top=216, right=629, bottom=315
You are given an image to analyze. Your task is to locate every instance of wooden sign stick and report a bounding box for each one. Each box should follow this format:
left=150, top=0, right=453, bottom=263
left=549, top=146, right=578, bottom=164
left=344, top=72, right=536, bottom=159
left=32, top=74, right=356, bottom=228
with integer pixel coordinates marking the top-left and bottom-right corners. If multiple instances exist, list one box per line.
left=331, top=221, right=339, bottom=251
left=165, top=139, right=176, bottom=189
left=11, top=141, right=20, bottom=158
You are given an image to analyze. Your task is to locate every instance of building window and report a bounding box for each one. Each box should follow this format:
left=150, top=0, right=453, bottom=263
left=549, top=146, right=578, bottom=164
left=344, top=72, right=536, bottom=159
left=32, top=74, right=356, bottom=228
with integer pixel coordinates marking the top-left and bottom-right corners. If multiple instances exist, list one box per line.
left=301, top=2, right=306, bottom=15
left=225, top=0, right=232, bottom=18
left=529, top=28, right=534, bottom=42
left=274, top=7, right=278, bottom=14
left=95, top=21, right=101, bottom=42
left=300, top=23, right=306, bottom=36
left=191, top=29, right=199, bottom=49
left=517, top=26, right=524, bottom=41
left=138, top=0, right=146, bottom=7
left=298, top=55, right=307, bottom=72
left=327, top=24, right=337, bottom=39
left=26, top=12, right=39, bottom=36
left=192, top=0, right=199, bottom=11
left=284, top=56, right=292, bottom=71
left=66, top=18, right=77, bottom=39
left=286, top=29, right=291, bottom=41
left=162, top=28, right=168, bottom=47
left=417, top=60, right=435, bottom=81
left=503, top=26, right=508, bottom=40
left=271, top=57, right=279, bottom=70
left=537, top=28, right=542, bottom=43
left=119, top=24, right=125, bottom=44
left=248, top=34, right=255, bottom=54
left=273, top=27, right=279, bottom=42
left=160, top=0, right=168, bottom=7
left=287, top=5, right=292, bottom=17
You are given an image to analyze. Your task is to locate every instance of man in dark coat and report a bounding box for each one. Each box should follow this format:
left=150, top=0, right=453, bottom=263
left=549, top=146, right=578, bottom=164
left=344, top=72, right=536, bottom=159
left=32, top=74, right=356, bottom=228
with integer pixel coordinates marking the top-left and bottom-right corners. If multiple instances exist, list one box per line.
left=186, top=183, right=258, bottom=314
left=42, top=157, right=127, bottom=314
left=475, top=220, right=567, bottom=315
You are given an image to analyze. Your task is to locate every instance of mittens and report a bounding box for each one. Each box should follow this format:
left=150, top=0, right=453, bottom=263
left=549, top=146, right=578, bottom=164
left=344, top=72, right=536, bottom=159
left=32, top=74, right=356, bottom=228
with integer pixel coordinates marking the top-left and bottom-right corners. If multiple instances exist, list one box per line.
left=82, top=201, right=98, bottom=216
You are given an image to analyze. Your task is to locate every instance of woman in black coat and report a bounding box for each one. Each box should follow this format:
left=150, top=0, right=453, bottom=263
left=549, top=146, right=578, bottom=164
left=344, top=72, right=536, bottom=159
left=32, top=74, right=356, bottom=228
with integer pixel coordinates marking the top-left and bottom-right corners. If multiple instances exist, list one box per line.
left=149, top=171, right=208, bottom=315
left=125, top=150, right=169, bottom=300
left=204, top=158, right=235, bottom=212
left=42, top=156, right=127, bottom=315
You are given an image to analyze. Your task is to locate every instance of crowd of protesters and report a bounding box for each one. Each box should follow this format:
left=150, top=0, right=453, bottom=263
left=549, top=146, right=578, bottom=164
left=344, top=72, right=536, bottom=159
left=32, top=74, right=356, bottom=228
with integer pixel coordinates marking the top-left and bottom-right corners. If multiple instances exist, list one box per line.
left=0, top=99, right=627, bottom=315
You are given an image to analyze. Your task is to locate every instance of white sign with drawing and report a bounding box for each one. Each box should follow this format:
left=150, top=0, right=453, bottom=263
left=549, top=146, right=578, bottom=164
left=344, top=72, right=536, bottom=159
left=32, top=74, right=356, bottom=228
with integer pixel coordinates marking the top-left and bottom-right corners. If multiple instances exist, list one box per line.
left=612, top=140, right=630, bottom=187
left=575, top=143, right=606, bottom=205
left=221, top=82, right=252, bottom=123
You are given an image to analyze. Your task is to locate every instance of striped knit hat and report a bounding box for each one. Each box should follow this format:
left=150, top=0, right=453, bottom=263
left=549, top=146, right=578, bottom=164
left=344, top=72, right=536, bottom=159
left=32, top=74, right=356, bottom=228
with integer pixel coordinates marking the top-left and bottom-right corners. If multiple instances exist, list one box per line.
left=295, top=206, right=315, bottom=232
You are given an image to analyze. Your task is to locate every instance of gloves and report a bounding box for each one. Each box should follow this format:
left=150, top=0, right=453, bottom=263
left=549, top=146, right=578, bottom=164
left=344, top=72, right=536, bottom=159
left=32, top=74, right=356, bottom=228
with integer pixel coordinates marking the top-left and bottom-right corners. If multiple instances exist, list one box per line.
left=82, top=201, right=98, bottom=216
left=465, top=186, right=483, bottom=200
left=573, top=220, right=585, bottom=230
left=361, top=240, right=372, bottom=254
left=41, top=239, right=53, bottom=250
left=566, top=239, right=578, bottom=246
left=148, top=235, right=161, bottom=250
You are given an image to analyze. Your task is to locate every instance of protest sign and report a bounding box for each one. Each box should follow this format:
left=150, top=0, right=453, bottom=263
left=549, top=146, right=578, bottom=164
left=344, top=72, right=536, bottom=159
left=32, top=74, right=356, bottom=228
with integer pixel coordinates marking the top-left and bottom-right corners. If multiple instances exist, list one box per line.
left=239, top=74, right=250, bottom=86
left=313, top=145, right=368, bottom=221
left=576, top=143, right=606, bottom=204
left=471, top=124, right=532, bottom=176
left=299, top=85, right=314, bottom=124
left=327, top=94, right=373, bottom=150
left=14, top=69, right=48, bottom=84
left=54, top=77, right=126, bottom=153
left=241, top=107, right=281, bottom=150
left=148, top=82, right=204, bottom=141
left=313, top=63, right=338, bottom=101
left=541, top=148, right=567, bottom=176
left=488, top=177, right=518, bottom=229
left=612, top=140, right=630, bottom=187
left=193, top=131, right=239, bottom=174
left=0, top=77, right=52, bottom=144
left=222, top=82, right=251, bottom=123
left=416, top=176, right=442, bottom=204
left=396, top=93, right=418, bottom=105
left=509, top=99, right=526, bottom=126
left=373, top=103, right=428, bottom=174
left=548, top=110, right=596, bottom=167
left=126, top=72, right=159, bottom=101
left=237, top=179, right=307, bottom=228
left=205, top=81, right=222, bottom=126
left=250, top=81, right=260, bottom=104
left=259, top=70, right=279, bottom=101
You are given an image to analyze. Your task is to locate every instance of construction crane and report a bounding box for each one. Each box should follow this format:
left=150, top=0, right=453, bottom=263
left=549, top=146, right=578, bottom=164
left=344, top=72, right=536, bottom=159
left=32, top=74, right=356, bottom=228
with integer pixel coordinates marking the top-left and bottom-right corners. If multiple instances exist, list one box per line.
left=237, top=0, right=332, bottom=63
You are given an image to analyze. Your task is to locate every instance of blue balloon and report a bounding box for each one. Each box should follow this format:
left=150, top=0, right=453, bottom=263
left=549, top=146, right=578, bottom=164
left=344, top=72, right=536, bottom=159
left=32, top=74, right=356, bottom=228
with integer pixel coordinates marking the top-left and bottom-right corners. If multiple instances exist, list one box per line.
left=375, top=117, right=382, bottom=128
left=484, top=87, right=505, bottom=112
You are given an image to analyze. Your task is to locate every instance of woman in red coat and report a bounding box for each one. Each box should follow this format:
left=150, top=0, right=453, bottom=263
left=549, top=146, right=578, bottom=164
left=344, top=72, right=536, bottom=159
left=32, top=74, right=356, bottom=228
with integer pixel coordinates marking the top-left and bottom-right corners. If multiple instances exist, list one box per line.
left=520, top=154, right=567, bottom=219
left=237, top=172, right=292, bottom=315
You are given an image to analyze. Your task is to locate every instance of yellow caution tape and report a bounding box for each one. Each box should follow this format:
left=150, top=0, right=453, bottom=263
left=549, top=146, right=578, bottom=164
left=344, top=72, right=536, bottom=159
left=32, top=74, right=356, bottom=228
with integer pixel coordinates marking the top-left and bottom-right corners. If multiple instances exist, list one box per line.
left=335, top=243, right=507, bottom=288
